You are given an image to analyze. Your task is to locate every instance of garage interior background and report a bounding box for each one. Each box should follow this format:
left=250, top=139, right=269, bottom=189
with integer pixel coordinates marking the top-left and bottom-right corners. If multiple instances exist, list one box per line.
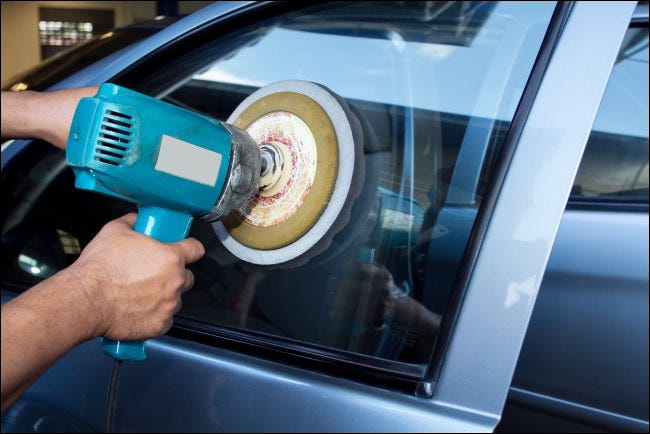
left=1, top=1, right=215, bottom=88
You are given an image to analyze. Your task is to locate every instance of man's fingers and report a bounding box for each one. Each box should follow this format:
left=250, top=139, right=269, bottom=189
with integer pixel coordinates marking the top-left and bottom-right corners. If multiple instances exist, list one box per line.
left=115, top=213, right=137, bottom=227
left=182, top=269, right=195, bottom=293
left=172, top=237, right=205, bottom=264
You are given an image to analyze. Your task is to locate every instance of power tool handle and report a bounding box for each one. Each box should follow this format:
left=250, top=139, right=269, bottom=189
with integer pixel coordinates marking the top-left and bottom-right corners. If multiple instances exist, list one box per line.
left=133, top=205, right=194, bottom=243
left=101, top=205, right=194, bottom=361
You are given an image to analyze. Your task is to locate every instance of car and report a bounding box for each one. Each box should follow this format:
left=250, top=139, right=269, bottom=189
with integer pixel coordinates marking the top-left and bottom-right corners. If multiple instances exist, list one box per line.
left=1, top=1, right=647, bottom=432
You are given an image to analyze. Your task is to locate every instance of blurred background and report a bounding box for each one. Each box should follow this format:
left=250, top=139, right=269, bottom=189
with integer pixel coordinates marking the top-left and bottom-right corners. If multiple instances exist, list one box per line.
left=1, top=1, right=215, bottom=88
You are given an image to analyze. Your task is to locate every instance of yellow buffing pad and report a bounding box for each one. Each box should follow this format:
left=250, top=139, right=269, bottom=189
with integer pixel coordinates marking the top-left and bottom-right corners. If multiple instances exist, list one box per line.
left=213, top=80, right=364, bottom=266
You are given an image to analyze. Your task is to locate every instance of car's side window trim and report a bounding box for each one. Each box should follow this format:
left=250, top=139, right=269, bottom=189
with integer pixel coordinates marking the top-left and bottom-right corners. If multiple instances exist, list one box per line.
left=170, top=318, right=425, bottom=393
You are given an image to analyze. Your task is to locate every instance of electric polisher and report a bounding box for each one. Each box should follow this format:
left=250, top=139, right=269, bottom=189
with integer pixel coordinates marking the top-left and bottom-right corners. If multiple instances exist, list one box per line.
left=66, top=81, right=364, bottom=361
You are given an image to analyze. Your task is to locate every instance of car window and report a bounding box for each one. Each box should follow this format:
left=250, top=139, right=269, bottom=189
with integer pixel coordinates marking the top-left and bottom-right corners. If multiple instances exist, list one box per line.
left=570, top=25, right=649, bottom=204
left=0, top=1, right=557, bottom=376
left=160, top=1, right=556, bottom=371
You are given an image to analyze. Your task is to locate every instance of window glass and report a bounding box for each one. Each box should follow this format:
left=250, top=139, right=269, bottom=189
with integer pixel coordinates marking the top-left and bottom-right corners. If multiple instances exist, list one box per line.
left=571, top=26, right=649, bottom=203
left=0, top=1, right=556, bottom=373
left=163, top=1, right=556, bottom=369
left=1, top=145, right=134, bottom=289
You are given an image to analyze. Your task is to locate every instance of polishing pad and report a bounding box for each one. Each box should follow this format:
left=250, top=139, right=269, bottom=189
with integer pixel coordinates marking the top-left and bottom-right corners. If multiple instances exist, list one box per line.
left=213, top=80, right=364, bottom=266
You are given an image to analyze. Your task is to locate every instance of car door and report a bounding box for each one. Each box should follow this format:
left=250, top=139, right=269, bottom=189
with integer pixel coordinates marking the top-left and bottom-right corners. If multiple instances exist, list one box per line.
left=1, top=2, right=637, bottom=432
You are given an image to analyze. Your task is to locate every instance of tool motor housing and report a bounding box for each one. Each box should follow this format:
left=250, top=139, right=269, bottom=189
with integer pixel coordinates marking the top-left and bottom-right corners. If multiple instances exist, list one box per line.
left=65, top=83, right=260, bottom=361
left=67, top=83, right=233, bottom=232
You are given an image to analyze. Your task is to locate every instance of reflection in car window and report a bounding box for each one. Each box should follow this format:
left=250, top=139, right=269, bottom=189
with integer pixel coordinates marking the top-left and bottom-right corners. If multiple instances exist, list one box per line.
left=571, top=26, right=649, bottom=203
left=161, top=1, right=556, bottom=370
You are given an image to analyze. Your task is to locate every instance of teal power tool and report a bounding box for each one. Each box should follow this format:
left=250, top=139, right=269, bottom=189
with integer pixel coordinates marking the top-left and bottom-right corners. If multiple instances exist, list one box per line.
left=66, top=83, right=263, bottom=361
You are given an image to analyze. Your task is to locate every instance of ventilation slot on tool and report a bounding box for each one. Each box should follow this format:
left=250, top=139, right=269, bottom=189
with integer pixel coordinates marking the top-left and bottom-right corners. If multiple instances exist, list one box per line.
left=94, top=110, right=134, bottom=166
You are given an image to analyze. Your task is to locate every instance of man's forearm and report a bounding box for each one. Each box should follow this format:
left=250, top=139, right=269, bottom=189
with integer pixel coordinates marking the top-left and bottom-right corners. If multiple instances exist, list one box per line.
left=1, top=86, right=99, bottom=149
left=1, top=269, right=98, bottom=412
left=0, top=91, right=41, bottom=142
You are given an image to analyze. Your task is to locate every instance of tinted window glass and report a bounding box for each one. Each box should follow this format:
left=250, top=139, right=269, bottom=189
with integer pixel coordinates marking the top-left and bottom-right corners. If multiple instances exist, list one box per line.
left=162, top=1, right=555, bottom=369
left=571, top=26, right=649, bottom=203
left=1, top=144, right=134, bottom=289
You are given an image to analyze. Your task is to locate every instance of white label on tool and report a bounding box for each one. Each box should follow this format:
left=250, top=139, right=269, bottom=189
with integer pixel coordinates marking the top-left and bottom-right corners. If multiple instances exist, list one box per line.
left=155, top=135, right=222, bottom=186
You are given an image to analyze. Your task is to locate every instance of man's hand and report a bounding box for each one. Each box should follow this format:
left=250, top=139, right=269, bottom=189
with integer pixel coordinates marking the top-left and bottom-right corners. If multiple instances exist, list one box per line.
left=67, top=213, right=205, bottom=341
left=1, top=86, right=99, bottom=149
left=1, top=213, right=204, bottom=412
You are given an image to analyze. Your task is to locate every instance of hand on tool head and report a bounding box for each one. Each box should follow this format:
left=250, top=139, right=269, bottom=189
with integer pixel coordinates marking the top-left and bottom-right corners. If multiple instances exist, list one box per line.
left=1, top=86, right=99, bottom=149
left=66, top=213, right=205, bottom=341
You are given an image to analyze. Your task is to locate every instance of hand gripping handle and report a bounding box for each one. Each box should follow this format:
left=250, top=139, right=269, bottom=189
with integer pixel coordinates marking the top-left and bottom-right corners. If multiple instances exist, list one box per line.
left=101, top=205, right=193, bottom=361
